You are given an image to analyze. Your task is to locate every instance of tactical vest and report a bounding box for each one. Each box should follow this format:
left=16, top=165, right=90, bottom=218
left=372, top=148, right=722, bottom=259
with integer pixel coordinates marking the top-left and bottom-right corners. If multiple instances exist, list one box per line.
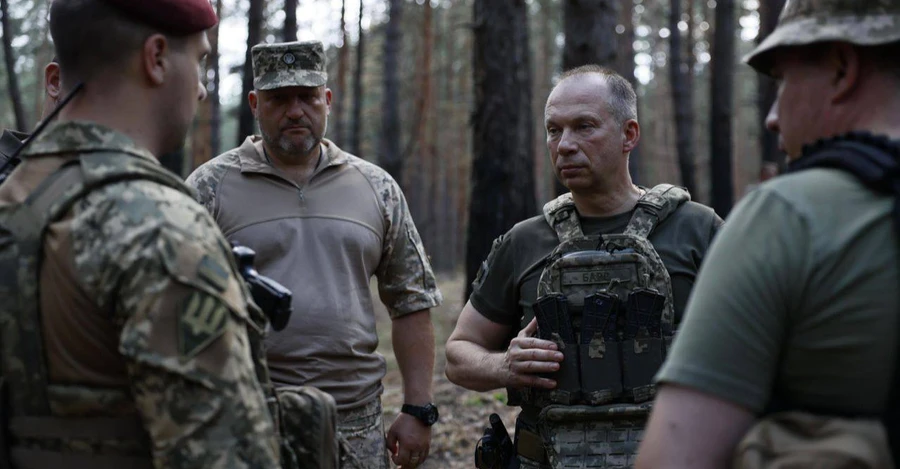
left=524, top=184, right=689, bottom=469
left=0, top=152, right=235, bottom=469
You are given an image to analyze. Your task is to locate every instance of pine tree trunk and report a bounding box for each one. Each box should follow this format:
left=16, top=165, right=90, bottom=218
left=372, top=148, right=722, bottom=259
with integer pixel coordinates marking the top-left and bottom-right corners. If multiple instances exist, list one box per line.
left=34, top=0, right=51, bottom=123
left=407, top=2, right=434, bottom=233
left=533, top=0, right=555, bottom=204
left=618, top=0, right=641, bottom=184
left=209, top=0, right=223, bottom=159
left=758, top=0, right=785, bottom=170
left=1, top=0, right=27, bottom=132
left=349, top=0, right=365, bottom=156
left=466, top=0, right=536, bottom=298
left=557, top=0, right=619, bottom=195
left=453, top=3, right=471, bottom=273
left=437, top=6, right=453, bottom=272
left=710, top=0, right=736, bottom=216
left=380, top=0, right=404, bottom=184
left=238, top=0, right=265, bottom=146
left=670, top=0, right=697, bottom=195
left=422, top=3, right=436, bottom=258
left=333, top=0, right=349, bottom=147
left=283, top=0, right=297, bottom=41
left=562, top=0, right=619, bottom=70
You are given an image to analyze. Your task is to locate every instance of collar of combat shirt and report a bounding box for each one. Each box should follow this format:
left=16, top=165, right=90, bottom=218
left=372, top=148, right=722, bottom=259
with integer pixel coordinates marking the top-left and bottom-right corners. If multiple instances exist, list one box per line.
left=23, top=121, right=158, bottom=163
left=235, top=136, right=350, bottom=180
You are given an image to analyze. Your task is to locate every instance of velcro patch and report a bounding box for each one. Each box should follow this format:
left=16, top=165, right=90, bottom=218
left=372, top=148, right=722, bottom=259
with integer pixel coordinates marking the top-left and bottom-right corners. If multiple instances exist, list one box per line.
left=179, top=291, right=229, bottom=360
left=197, top=254, right=229, bottom=292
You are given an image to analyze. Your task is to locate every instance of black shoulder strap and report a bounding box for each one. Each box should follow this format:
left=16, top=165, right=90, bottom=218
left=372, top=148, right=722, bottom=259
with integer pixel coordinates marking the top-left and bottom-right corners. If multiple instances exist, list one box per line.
left=787, top=135, right=900, bottom=459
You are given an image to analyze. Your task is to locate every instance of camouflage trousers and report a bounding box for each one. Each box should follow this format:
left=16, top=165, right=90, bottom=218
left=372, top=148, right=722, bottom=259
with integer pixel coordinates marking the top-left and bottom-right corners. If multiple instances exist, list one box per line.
left=338, top=398, right=390, bottom=469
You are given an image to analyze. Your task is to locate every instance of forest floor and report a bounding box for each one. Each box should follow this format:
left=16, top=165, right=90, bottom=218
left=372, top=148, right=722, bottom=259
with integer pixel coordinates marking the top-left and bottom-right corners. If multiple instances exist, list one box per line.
left=373, top=273, right=519, bottom=468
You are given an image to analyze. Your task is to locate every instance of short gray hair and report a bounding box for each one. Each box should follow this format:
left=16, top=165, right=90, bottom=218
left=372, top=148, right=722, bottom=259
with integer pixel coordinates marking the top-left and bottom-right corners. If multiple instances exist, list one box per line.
left=555, top=65, right=638, bottom=125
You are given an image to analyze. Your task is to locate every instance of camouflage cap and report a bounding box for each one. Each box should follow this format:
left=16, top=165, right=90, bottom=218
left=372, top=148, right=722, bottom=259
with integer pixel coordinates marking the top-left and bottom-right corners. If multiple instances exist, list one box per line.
left=252, top=41, right=327, bottom=91
left=745, top=0, right=900, bottom=75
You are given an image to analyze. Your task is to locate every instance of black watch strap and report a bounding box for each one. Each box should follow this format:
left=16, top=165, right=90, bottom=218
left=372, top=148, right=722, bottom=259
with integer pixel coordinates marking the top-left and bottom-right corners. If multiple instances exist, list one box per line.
left=401, top=403, right=439, bottom=426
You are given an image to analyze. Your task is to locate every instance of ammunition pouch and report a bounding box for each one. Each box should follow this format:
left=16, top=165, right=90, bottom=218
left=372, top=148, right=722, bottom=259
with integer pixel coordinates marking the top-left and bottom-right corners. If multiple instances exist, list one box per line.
left=276, top=386, right=340, bottom=469
left=579, top=293, right=624, bottom=406
left=621, top=289, right=666, bottom=403
left=515, top=416, right=547, bottom=467
left=539, top=338, right=581, bottom=406
left=537, top=404, right=651, bottom=469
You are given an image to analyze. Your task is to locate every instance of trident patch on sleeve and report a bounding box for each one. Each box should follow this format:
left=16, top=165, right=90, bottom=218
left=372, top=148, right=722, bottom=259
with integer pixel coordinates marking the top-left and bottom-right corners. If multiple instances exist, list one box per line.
left=179, top=291, right=229, bottom=360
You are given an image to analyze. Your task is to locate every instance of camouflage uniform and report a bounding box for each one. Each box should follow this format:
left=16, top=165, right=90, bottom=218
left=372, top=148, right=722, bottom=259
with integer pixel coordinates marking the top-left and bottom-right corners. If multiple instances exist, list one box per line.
left=0, top=122, right=281, bottom=469
left=187, top=41, right=442, bottom=469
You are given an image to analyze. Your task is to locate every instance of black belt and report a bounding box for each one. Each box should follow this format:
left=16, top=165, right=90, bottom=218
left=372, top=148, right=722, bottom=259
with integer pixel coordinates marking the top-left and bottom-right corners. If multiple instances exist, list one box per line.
left=7, top=415, right=152, bottom=469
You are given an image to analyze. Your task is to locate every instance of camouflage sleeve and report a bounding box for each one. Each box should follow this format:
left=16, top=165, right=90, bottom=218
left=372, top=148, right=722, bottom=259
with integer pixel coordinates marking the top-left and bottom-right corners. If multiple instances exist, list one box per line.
left=366, top=167, right=442, bottom=318
left=185, top=160, right=229, bottom=217
left=73, top=182, right=281, bottom=469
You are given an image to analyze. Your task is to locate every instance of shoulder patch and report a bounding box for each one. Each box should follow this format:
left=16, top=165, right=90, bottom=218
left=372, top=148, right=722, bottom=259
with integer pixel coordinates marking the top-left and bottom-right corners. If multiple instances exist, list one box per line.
left=474, top=234, right=506, bottom=290
left=197, top=254, right=229, bottom=292
left=179, top=291, right=229, bottom=361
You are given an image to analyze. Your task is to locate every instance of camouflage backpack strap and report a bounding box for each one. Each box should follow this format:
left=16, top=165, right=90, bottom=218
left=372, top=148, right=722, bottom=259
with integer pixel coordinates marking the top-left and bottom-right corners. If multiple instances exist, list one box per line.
left=542, top=193, right=584, bottom=243
left=624, top=184, right=690, bottom=239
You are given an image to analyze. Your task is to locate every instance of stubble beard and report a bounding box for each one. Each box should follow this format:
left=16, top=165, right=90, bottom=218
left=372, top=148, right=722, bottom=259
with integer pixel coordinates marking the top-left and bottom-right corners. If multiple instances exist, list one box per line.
left=261, top=127, right=319, bottom=157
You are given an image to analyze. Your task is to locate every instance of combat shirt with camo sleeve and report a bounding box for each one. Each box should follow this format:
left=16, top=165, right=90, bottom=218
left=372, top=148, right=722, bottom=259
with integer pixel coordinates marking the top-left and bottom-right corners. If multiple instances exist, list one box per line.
left=186, top=137, right=442, bottom=411
left=0, top=121, right=281, bottom=469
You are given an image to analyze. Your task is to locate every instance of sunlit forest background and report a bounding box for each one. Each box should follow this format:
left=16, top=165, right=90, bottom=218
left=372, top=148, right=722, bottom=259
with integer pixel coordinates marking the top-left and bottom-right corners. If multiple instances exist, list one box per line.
left=0, top=0, right=785, bottom=290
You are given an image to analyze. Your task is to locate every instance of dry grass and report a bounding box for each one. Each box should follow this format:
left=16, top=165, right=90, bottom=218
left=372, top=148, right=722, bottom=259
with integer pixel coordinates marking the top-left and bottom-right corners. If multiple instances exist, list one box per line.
left=372, top=273, right=519, bottom=468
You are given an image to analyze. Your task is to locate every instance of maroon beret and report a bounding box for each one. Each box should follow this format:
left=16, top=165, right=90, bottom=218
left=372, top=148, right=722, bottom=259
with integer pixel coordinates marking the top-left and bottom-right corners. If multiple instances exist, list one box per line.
left=100, top=0, right=217, bottom=35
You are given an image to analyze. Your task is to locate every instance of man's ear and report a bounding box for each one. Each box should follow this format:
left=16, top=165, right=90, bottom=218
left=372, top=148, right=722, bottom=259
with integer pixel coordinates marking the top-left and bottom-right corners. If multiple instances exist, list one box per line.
left=830, top=42, right=860, bottom=104
left=141, top=33, right=170, bottom=87
left=44, top=62, right=61, bottom=101
left=623, top=119, right=640, bottom=154
left=248, top=90, right=259, bottom=118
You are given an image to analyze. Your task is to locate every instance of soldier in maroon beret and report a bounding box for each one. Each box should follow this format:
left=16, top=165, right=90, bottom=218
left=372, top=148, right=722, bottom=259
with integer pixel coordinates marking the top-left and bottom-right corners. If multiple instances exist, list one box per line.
left=0, top=1, right=284, bottom=468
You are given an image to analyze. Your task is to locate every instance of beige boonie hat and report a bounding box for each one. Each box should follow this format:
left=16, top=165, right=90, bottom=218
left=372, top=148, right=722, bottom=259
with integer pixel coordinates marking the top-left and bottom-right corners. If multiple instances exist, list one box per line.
left=745, top=0, right=900, bottom=75
left=251, top=41, right=327, bottom=90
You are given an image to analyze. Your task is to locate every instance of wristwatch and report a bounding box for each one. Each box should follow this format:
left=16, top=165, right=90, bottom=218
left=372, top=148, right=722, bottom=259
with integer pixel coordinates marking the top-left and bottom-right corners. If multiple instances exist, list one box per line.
left=401, top=403, right=439, bottom=426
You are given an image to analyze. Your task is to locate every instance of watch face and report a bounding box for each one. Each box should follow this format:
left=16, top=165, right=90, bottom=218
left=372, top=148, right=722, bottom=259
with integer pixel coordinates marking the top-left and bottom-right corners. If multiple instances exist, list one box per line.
left=423, top=404, right=439, bottom=426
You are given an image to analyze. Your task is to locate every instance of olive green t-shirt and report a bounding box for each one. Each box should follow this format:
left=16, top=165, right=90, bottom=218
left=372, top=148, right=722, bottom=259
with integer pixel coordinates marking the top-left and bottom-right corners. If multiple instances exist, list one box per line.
left=657, top=169, right=900, bottom=415
left=470, top=200, right=723, bottom=328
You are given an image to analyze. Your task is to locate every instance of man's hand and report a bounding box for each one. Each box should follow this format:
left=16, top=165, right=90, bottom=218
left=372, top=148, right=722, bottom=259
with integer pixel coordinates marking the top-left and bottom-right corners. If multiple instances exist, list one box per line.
left=503, top=318, right=564, bottom=389
left=445, top=301, right=565, bottom=392
left=386, top=413, right=431, bottom=468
